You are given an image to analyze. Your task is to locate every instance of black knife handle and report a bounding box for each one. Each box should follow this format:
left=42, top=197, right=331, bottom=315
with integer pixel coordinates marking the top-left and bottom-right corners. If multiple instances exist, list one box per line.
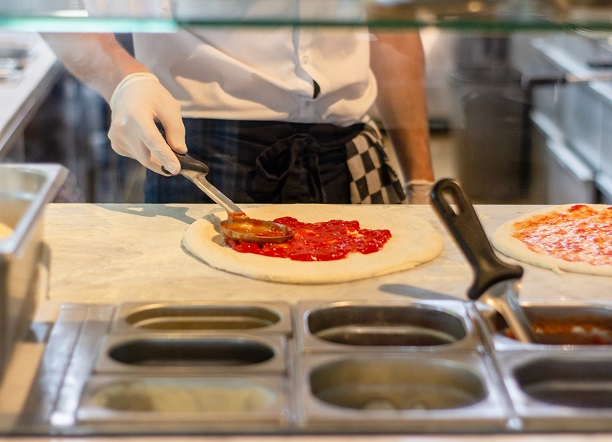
left=430, top=179, right=523, bottom=300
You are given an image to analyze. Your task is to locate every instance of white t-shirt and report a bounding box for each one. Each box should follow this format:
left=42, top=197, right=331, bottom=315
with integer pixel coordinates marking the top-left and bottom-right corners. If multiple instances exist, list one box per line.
left=88, top=0, right=377, bottom=125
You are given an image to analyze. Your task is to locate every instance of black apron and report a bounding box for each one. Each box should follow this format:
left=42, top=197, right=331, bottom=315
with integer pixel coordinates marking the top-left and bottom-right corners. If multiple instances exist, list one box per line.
left=146, top=118, right=406, bottom=204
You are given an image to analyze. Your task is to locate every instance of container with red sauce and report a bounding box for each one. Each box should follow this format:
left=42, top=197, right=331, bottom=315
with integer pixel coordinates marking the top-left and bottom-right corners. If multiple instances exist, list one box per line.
left=480, top=303, right=612, bottom=347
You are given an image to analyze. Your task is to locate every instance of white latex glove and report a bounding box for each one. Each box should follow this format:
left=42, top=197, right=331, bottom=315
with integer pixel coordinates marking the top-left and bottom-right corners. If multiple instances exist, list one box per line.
left=405, top=179, right=434, bottom=204
left=109, top=73, right=187, bottom=174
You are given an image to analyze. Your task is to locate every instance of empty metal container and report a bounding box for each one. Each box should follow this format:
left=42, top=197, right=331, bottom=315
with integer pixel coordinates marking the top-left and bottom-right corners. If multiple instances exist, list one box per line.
left=111, top=301, right=292, bottom=335
left=496, top=352, right=612, bottom=431
left=297, top=353, right=509, bottom=432
left=297, top=300, right=480, bottom=353
left=95, top=333, right=287, bottom=375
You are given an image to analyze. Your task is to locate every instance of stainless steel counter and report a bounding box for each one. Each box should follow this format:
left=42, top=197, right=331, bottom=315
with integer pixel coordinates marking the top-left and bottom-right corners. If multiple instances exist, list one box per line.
left=0, top=33, right=61, bottom=159
left=8, top=203, right=612, bottom=441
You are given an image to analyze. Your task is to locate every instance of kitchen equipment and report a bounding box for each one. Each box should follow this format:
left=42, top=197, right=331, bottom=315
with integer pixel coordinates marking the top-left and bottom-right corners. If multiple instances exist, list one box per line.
left=111, top=301, right=292, bottom=334
left=495, top=351, right=612, bottom=432
left=297, top=300, right=478, bottom=352
left=164, top=153, right=293, bottom=243
left=37, top=300, right=508, bottom=434
left=22, top=298, right=612, bottom=435
left=0, top=163, right=67, bottom=380
left=299, top=352, right=505, bottom=432
left=430, top=178, right=536, bottom=343
left=480, top=302, right=612, bottom=347
left=0, top=40, right=31, bottom=69
left=0, top=40, right=30, bottom=81
left=95, top=333, right=286, bottom=374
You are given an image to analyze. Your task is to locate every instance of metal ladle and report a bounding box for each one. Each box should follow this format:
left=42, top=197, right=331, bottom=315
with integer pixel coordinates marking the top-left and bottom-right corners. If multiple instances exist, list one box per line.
left=164, top=153, right=294, bottom=244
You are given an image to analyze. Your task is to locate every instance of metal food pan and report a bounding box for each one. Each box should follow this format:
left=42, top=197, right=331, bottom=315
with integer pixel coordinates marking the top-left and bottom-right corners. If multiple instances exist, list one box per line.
left=111, top=301, right=292, bottom=335
left=0, top=164, right=66, bottom=380
left=496, top=351, right=612, bottom=431
left=0, top=40, right=31, bottom=69
left=95, top=333, right=287, bottom=375
left=477, top=302, right=612, bottom=350
left=77, top=374, right=289, bottom=430
left=296, top=353, right=509, bottom=433
left=296, top=300, right=480, bottom=353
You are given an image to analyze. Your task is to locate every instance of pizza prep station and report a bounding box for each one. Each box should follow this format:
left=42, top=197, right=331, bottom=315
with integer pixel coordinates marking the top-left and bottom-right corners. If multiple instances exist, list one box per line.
left=1, top=163, right=612, bottom=440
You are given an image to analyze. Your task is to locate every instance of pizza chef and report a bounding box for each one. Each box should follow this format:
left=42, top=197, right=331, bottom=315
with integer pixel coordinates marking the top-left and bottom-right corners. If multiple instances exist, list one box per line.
left=42, top=0, right=434, bottom=205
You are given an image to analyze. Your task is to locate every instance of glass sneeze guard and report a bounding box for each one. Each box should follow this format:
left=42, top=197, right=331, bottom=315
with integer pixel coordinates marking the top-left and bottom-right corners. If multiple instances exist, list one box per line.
left=1, top=0, right=611, bottom=32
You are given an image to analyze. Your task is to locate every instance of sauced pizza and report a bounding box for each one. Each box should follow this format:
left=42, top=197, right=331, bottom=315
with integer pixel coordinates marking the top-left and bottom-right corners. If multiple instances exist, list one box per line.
left=491, top=204, right=612, bottom=276
left=182, top=205, right=443, bottom=284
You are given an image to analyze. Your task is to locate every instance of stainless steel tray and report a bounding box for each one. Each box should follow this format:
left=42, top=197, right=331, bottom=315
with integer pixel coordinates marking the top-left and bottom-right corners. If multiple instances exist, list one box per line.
left=296, top=352, right=509, bottom=433
left=496, top=351, right=612, bottom=431
left=21, top=298, right=612, bottom=435
left=95, top=332, right=287, bottom=375
left=77, top=374, right=290, bottom=430
left=477, top=301, right=612, bottom=350
left=297, top=300, right=481, bottom=353
left=111, top=300, right=293, bottom=335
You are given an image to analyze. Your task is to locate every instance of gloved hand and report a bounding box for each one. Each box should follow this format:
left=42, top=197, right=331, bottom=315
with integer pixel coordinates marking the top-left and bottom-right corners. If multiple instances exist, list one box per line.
left=109, top=73, right=187, bottom=175
left=405, top=179, right=434, bottom=204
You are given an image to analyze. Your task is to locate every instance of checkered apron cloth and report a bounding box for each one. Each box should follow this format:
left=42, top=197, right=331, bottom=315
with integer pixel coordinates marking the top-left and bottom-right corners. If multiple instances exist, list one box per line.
left=346, top=119, right=407, bottom=204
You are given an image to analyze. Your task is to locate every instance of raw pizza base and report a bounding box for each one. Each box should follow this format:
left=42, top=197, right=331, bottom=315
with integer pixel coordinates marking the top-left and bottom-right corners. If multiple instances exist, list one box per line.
left=182, top=204, right=443, bottom=284
left=491, top=204, right=612, bottom=277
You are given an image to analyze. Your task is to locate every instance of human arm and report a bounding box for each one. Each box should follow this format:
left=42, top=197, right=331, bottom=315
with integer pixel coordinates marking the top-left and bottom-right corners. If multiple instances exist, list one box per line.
left=370, top=30, right=434, bottom=203
left=41, top=33, right=186, bottom=174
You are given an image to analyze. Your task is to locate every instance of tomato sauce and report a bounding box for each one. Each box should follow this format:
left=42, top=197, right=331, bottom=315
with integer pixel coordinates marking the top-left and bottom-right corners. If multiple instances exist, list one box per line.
left=504, top=316, right=612, bottom=345
left=225, top=216, right=392, bottom=261
left=512, top=204, right=612, bottom=266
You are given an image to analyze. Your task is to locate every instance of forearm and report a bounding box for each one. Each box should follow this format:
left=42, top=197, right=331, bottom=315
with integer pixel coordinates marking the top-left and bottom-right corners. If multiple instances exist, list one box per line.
left=370, top=30, right=434, bottom=183
left=41, top=33, right=149, bottom=102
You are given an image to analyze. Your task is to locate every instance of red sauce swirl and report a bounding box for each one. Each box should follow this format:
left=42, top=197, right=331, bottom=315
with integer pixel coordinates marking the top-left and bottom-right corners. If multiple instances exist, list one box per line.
left=225, top=216, right=392, bottom=261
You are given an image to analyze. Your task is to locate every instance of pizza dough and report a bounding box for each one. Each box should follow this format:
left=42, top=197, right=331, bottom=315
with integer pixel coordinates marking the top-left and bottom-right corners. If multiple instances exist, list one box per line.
left=182, top=204, right=443, bottom=284
left=491, top=204, right=612, bottom=277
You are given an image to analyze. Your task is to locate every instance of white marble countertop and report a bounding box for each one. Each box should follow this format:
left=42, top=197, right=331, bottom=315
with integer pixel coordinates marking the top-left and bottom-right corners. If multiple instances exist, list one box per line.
left=40, top=203, right=611, bottom=310
left=23, top=203, right=612, bottom=441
